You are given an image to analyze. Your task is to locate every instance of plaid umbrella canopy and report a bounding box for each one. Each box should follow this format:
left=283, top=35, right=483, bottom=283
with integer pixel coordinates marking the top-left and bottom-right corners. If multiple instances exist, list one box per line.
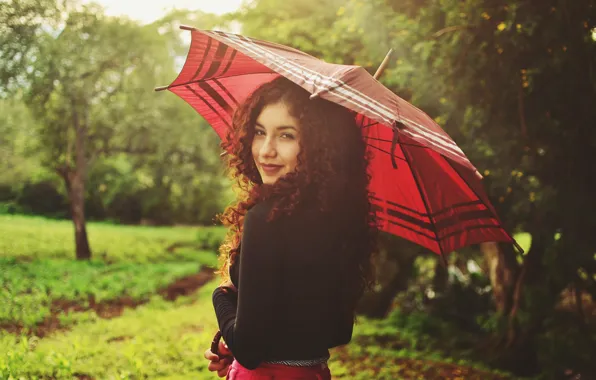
left=156, top=26, right=520, bottom=260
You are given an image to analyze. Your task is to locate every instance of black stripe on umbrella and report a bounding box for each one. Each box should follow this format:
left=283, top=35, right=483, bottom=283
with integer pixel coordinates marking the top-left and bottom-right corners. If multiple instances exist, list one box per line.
left=191, top=36, right=213, bottom=81
left=202, top=43, right=229, bottom=80
left=198, top=81, right=234, bottom=116
left=219, top=49, right=237, bottom=77
left=212, top=78, right=239, bottom=106
left=185, top=85, right=232, bottom=129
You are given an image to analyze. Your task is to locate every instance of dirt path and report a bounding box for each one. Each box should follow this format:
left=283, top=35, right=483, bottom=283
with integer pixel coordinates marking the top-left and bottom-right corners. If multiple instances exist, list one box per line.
left=1, top=266, right=216, bottom=338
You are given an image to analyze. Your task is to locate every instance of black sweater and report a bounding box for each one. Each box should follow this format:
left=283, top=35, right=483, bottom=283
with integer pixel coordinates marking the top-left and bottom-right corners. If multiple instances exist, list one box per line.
left=212, top=199, right=355, bottom=370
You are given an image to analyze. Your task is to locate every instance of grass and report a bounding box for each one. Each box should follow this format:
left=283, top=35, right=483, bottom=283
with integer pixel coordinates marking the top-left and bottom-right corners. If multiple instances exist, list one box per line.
left=0, top=258, right=213, bottom=328
left=0, top=283, right=219, bottom=379
left=0, top=214, right=225, bottom=262
left=0, top=214, right=521, bottom=379
left=1, top=279, right=516, bottom=379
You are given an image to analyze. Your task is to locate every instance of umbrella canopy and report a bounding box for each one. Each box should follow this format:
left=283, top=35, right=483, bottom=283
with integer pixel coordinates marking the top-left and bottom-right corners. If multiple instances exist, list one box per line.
left=158, top=26, right=519, bottom=258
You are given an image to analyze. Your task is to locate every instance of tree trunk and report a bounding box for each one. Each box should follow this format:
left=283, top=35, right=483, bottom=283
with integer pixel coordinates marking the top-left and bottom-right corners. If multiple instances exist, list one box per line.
left=492, top=226, right=560, bottom=376
left=357, top=236, right=417, bottom=318
left=58, top=105, right=92, bottom=260
left=432, top=256, right=448, bottom=294
left=68, top=168, right=91, bottom=260
left=481, top=241, right=518, bottom=314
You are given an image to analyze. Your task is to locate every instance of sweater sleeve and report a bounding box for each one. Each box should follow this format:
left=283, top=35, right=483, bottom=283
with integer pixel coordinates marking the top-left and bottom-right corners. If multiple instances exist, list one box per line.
left=212, top=203, right=280, bottom=369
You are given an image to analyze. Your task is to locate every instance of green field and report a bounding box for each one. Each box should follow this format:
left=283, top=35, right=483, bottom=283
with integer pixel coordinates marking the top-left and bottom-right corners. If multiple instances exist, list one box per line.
left=0, top=215, right=518, bottom=379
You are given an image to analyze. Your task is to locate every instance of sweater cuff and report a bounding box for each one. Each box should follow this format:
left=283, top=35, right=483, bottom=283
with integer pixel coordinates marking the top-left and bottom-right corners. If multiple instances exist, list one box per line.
left=212, top=287, right=238, bottom=326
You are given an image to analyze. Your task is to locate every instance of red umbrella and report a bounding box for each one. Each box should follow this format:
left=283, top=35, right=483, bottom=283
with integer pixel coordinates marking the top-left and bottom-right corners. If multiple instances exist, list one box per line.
left=156, top=26, right=521, bottom=260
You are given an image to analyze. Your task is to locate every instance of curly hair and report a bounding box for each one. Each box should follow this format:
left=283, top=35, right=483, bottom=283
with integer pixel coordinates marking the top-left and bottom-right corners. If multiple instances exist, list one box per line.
left=217, top=76, right=377, bottom=316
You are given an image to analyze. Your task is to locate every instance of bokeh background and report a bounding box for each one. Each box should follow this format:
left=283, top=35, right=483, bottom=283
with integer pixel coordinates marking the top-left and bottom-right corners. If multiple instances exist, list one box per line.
left=1, top=0, right=595, bottom=379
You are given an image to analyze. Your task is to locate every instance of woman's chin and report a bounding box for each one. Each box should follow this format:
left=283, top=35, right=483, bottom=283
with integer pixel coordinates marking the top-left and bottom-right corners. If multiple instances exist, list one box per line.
left=261, top=176, right=279, bottom=185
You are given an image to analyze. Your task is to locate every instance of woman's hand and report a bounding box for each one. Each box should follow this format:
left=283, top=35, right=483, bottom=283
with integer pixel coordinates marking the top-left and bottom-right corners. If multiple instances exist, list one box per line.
left=204, top=340, right=234, bottom=377
left=220, top=279, right=237, bottom=292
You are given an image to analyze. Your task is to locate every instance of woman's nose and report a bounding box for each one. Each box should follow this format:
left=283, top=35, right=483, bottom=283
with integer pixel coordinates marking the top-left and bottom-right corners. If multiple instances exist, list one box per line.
left=260, top=137, right=277, bottom=157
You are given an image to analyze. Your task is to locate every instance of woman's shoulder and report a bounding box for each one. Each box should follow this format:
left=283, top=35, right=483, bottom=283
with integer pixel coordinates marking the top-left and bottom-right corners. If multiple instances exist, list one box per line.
left=245, top=198, right=275, bottom=221
left=245, top=198, right=326, bottom=228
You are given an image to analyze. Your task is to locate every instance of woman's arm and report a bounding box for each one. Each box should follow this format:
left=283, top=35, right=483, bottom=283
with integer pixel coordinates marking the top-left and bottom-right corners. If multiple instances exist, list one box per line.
left=212, top=203, right=280, bottom=370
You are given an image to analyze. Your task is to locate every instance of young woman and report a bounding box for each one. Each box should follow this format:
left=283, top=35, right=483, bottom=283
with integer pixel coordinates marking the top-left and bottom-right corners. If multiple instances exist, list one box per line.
left=203, top=76, right=377, bottom=379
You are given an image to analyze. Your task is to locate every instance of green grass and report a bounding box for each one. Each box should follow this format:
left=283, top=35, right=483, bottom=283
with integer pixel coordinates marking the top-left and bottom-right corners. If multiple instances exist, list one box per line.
left=0, top=282, right=220, bottom=379
left=0, top=214, right=225, bottom=262
left=0, top=258, right=214, bottom=328
left=327, top=313, right=516, bottom=379
left=1, top=279, right=517, bottom=379
left=0, top=214, right=520, bottom=379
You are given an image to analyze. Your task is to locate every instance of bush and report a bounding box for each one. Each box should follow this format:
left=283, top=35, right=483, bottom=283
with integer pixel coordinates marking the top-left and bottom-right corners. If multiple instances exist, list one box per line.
left=0, top=184, right=15, bottom=202
left=16, top=181, right=68, bottom=218
left=0, top=201, right=23, bottom=215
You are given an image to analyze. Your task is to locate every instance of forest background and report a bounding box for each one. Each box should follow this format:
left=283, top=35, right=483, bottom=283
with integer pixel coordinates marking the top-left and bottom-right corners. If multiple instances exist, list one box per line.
left=1, top=0, right=595, bottom=379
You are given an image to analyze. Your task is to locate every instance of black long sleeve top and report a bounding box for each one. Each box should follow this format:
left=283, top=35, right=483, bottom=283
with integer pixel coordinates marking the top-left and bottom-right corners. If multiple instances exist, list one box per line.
left=212, top=199, right=355, bottom=370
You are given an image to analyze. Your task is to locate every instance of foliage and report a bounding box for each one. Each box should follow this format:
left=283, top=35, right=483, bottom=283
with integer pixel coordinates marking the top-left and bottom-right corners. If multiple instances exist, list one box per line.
left=0, top=0, right=64, bottom=94
left=0, top=2, right=233, bottom=229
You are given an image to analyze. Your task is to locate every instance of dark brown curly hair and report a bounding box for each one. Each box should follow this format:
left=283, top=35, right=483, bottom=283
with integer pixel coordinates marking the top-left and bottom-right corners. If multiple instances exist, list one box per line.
left=217, top=76, right=377, bottom=316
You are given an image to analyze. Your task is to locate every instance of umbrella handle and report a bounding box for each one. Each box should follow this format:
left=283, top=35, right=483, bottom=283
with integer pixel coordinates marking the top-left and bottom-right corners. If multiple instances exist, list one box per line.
left=211, top=330, right=223, bottom=356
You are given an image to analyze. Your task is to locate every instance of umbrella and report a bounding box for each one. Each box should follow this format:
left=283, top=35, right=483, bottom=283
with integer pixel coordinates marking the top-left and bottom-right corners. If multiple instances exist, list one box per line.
left=155, top=26, right=522, bottom=260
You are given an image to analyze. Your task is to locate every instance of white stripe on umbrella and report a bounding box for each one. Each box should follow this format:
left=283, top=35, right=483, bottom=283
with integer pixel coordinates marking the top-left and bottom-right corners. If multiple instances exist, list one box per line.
left=216, top=32, right=465, bottom=151
left=212, top=31, right=468, bottom=162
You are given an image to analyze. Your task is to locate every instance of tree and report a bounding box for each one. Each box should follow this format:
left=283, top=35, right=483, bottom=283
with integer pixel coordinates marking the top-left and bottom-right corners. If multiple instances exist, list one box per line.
left=342, top=0, right=596, bottom=374
left=0, top=0, right=63, bottom=95
left=17, top=4, right=180, bottom=259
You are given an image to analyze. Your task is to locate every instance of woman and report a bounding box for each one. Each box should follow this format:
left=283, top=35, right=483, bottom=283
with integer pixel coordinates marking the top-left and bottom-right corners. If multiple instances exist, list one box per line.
left=204, top=76, right=377, bottom=379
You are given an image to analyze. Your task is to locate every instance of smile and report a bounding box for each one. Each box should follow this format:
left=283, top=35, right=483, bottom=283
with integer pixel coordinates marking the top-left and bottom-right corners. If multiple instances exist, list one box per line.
left=260, top=164, right=283, bottom=174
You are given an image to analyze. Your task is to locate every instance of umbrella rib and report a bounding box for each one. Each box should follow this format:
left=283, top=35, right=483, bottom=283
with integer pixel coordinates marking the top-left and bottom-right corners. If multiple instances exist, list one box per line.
left=443, top=160, right=524, bottom=254
left=157, top=72, right=278, bottom=92
left=401, top=147, right=447, bottom=265
left=364, top=136, right=427, bottom=149
left=366, top=144, right=407, bottom=163
left=360, top=122, right=378, bottom=129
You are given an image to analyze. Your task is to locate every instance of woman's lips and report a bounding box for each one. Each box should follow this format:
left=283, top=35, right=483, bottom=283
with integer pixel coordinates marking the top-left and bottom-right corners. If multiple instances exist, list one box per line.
left=260, top=164, right=283, bottom=175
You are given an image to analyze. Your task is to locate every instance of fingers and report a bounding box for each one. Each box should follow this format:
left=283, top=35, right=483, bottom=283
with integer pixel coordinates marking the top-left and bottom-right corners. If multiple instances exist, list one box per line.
left=208, top=359, right=227, bottom=372
left=204, top=348, right=219, bottom=362
left=217, top=367, right=229, bottom=377
left=218, top=340, right=232, bottom=356
left=216, top=356, right=233, bottom=377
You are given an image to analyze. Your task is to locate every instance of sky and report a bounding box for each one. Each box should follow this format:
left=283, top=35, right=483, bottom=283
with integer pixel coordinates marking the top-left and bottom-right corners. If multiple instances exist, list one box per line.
left=84, top=0, right=247, bottom=24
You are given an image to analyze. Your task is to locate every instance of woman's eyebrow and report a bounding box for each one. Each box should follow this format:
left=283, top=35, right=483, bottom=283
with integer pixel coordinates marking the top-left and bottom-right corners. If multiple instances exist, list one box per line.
left=255, top=122, right=297, bottom=131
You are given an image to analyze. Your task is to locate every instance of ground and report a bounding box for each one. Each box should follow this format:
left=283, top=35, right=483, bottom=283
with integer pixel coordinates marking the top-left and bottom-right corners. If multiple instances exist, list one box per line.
left=0, top=215, right=518, bottom=379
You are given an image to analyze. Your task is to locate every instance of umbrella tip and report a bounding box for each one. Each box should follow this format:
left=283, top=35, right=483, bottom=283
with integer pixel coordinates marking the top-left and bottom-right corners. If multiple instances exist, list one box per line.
left=155, top=86, right=169, bottom=92
left=179, top=25, right=197, bottom=31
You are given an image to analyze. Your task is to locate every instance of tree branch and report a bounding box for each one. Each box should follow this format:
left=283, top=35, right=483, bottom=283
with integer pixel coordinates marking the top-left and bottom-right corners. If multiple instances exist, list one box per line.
left=428, top=25, right=474, bottom=39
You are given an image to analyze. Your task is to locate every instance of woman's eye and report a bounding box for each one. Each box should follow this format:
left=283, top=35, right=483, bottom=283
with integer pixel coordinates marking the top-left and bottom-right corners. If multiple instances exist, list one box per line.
left=255, top=130, right=265, bottom=136
left=281, top=133, right=295, bottom=140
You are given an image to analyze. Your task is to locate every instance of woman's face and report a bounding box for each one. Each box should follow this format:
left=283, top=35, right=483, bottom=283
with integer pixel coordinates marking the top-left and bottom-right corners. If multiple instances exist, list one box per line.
left=251, top=102, right=301, bottom=185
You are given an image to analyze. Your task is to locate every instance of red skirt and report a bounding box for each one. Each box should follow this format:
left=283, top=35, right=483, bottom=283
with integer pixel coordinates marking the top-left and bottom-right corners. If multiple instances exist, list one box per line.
left=226, top=359, right=331, bottom=380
